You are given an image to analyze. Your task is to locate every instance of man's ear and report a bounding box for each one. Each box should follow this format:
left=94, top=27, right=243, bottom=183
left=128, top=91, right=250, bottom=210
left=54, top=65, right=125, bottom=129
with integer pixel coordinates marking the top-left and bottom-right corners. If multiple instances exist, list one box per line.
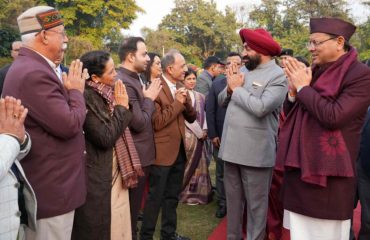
left=39, top=30, right=48, bottom=45
left=127, top=52, right=135, bottom=64
left=337, top=36, right=346, bottom=51
left=166, top=65, right=173, bottom=76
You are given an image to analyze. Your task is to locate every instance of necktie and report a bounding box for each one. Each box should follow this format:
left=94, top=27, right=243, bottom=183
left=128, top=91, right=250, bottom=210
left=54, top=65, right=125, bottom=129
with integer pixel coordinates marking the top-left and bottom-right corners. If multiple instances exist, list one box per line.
left=55, top=66, right=62, bottom=82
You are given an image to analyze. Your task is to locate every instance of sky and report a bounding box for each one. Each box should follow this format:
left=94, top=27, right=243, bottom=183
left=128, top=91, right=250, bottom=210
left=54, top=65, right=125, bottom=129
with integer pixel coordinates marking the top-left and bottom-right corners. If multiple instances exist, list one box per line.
left=123, top=0, right=369, bottom=37
left=123, top=0, right=256, bottom=36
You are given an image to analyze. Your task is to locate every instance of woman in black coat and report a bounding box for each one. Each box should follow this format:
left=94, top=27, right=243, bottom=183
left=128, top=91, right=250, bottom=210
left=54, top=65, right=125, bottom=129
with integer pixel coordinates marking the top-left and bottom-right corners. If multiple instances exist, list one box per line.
left=72, top=51, right=142, bottom=240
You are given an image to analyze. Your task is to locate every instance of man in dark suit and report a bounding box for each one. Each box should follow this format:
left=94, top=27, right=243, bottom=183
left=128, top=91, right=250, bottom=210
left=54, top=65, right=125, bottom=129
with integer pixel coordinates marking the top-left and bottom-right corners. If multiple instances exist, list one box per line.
left=2, top=6, right=87, bottom=239
left=206, top=52, right=242, bottom=218
left=140, top=49, right=196, bottom=240
left=0, top=41, right=22, bottom=95
left=116, top=36, right=162, bottom=240
left=355, top=59, right=370, bottom=239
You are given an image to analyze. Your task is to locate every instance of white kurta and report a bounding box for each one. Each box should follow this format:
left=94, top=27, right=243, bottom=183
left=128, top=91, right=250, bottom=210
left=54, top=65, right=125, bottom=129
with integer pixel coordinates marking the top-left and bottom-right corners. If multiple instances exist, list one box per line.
left=283, top=210, right=351, bottom=240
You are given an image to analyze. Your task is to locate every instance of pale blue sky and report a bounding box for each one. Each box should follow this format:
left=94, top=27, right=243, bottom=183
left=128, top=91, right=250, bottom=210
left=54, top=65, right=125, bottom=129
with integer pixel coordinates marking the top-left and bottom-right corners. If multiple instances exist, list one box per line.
left=123, top=0, right=369, bottom=37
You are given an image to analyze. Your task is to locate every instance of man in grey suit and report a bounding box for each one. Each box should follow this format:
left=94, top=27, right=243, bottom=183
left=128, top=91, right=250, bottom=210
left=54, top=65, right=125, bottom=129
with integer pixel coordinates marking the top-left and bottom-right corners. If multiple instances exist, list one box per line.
left=195, top=56, right=223, bottom=96
left=218, top=28, right=287, bottom=240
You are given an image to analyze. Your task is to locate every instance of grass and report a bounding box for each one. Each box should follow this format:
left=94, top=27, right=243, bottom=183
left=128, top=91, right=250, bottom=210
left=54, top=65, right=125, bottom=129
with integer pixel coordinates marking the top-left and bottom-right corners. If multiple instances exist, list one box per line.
left=139, top=160, right=222, bottom=240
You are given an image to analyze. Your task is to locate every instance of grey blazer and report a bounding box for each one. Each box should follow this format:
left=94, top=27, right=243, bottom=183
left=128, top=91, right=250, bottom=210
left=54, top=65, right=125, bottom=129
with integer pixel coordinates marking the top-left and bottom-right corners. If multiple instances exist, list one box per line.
left=218, top=60, right=287, bottom=167
left=195, top=70, right=213, bottom=96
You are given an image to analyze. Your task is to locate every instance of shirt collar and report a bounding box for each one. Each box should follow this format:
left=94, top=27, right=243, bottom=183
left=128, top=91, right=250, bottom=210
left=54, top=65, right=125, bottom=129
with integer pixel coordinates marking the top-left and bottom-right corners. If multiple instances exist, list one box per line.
left=27, top=47, right=56, bottom=70
left=118, top=66, right=140, bottom=80
left=256, top=59, right=276, bottom=70
left=162, top=74, right=177, bottom=90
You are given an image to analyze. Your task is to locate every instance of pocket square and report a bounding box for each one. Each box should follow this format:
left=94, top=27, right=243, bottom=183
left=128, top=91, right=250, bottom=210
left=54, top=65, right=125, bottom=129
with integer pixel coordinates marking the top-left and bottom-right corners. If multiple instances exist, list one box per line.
left=252, top=81, right=263, bottom=87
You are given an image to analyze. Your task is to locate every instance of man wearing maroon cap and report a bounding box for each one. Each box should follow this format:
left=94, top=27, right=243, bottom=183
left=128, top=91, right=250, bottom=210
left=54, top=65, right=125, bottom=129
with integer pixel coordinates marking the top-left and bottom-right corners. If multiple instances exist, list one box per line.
left=276, top=17, right=370, bottom=240
left=218, top=28, right=287, bottom=240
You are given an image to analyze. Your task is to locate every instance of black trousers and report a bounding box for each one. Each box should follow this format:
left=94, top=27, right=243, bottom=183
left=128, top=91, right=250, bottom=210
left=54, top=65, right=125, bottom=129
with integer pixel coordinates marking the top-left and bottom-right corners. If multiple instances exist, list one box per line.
left=130, top=166, right=150, bottom=240
left=140, top=145, right=186, bottom=240
left=356, top=161, right=370, bottom=240
left=213, top=147, right=226, bottom=207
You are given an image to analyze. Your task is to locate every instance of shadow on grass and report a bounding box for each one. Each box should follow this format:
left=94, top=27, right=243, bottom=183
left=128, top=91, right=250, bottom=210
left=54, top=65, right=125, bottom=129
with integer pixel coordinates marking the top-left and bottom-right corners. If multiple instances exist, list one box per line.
left=138, top=160, right=223, bottom=240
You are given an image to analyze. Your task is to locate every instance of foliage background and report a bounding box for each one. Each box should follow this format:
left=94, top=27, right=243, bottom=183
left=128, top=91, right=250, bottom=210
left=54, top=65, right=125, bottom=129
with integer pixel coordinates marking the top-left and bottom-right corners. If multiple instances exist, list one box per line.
left=0, top=0, right=369, bottom=67
left=0, top=0, right=141, bottom=64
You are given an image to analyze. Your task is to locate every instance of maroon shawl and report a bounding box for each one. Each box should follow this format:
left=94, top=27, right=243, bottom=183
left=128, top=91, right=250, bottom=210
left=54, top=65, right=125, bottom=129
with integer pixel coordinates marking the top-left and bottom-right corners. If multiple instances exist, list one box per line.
left=87, top=81, right=143, bottom=188
left=276, top=48, right=358, bottom=187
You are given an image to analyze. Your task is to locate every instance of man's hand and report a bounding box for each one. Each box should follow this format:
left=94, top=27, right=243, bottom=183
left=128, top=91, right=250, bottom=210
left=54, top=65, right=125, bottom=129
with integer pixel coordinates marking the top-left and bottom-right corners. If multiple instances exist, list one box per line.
left=175, top=87, right=187, bottom=104
left=283, top=57, right=312, bottom=90
left=212, top=137, right=221, bottom=148
left=201, top=130, right=207, bottom=141
left=63, top=59, right=89, bottom=93
left=226, top=63, right=244, bottom=92
left=0, top=96, right=28, bottom=143
left=143, top=78, right=162, bottom=101
left=114, top=80, right=129, bottom=109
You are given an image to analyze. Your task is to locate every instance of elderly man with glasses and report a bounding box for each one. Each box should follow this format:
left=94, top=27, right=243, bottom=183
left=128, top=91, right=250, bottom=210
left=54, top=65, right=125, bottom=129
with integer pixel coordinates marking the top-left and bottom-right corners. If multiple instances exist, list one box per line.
left=276, top=17, right=370, bottom=240
left=2, top=6, right=88, bottom=240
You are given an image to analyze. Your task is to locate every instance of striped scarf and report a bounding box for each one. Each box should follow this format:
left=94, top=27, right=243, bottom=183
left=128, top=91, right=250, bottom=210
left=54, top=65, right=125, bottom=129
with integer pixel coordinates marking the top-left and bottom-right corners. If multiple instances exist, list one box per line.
left=87, top=80, right=144, bottom=188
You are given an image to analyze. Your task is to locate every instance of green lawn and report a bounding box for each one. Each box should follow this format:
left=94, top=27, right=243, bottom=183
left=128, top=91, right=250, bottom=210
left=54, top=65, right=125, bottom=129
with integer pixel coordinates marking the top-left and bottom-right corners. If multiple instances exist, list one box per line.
left=139, top=160, right=222, bottom=240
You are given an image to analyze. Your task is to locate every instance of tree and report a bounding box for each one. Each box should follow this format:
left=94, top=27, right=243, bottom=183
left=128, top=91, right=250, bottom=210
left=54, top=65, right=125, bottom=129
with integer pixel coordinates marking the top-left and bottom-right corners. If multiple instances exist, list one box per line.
left=0, top=0, right=142, bottom=48
left=64, top=36, right=94, bottom=62
left=0, top=0, right=43, bottom=29
left=247, top=0, right=355, bottom=59
left=145, top=0, right=241, bottom=65
left=0, top=0, right=142, bottom=64
left=0, top=27, right=20, bottom=57
left=44, top=0, right=143, bottom=48
left=352, top=17, right=370, bottom=60
left=0, top=0, right=43, bottom=61
left=249, top=0, right=284, bottom=37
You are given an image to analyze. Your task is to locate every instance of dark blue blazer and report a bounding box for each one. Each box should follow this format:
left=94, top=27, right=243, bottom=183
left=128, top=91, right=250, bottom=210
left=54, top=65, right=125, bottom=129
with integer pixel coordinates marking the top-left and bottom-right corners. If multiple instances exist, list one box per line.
left=359, top=108, right=370, bottom=177
left=206, top=74, right=227, bottom=140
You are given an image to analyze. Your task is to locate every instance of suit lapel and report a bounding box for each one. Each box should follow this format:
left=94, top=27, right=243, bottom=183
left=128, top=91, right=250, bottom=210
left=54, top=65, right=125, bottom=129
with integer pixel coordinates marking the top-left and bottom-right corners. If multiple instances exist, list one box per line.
left=24, top=48, right=68, bottom=98
left=160, top=76, right=174, bottom=102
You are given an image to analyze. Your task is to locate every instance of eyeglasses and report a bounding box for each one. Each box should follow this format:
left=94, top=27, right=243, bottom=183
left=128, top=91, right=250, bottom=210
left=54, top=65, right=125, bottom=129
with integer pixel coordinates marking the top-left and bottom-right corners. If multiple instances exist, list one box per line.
left=46, top=29, right=67, bottom=38
left=226, top=62, right=241, bottom=66
left=35, top=29, right=67, bottom=38
left=306, top=37, right=337, bottom=49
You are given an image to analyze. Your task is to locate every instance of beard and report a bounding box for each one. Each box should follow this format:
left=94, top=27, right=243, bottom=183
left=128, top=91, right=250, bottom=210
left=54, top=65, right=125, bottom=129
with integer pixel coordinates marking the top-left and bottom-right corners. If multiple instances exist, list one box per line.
left=243, top=54, right=262, bottom=71
left=133, top=59, right=148, bottom=74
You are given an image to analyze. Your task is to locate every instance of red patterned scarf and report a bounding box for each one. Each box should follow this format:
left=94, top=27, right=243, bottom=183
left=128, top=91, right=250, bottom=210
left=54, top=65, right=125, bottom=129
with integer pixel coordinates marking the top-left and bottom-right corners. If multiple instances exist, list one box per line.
left=87, top=81, right=143, bottom=188
left=276, top=48, right=358, bottom=187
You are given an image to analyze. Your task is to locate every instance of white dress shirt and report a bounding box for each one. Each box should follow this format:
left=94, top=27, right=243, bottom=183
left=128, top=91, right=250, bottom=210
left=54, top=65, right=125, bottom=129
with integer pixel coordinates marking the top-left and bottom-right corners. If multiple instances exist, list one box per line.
left=162, top=75, right=177, bottom=98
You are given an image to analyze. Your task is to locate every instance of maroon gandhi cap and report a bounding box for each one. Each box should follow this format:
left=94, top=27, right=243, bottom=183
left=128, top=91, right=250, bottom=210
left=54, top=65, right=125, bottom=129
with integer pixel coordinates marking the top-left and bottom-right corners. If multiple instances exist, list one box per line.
left=310, top=17, right=356, bottom=41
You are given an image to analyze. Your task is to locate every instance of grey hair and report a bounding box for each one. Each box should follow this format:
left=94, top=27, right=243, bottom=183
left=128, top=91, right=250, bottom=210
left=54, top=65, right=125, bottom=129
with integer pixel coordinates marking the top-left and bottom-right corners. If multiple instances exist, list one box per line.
left=161, top=49, right=181, bottom=72
left=21, top=33, right=36, bottom=44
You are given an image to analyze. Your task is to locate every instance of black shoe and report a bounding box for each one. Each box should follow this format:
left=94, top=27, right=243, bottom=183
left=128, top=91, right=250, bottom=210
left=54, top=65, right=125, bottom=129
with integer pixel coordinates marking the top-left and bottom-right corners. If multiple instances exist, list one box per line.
left=161, top=233, right=191, bottom=240
left=215, top=205, right=227, bottom=218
